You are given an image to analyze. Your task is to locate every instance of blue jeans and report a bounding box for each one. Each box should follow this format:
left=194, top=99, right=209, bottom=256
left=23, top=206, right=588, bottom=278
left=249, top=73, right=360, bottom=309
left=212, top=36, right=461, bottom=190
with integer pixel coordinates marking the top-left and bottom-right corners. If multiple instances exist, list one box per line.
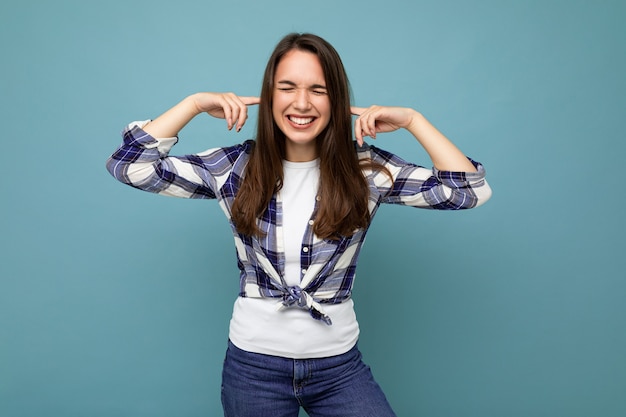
left=221, top=340, right=396, bottom=417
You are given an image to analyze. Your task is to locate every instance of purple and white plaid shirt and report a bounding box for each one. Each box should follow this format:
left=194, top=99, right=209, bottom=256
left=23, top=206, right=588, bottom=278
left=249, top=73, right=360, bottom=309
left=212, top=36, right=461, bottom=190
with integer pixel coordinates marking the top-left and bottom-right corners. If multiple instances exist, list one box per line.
left=106, top=122, right=491, bottom=324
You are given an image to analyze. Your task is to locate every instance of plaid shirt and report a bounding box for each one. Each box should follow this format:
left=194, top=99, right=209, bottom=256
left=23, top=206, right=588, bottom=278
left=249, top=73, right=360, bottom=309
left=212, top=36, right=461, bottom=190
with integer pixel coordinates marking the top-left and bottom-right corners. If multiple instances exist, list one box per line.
left=107, top=123, right=491, bottom=324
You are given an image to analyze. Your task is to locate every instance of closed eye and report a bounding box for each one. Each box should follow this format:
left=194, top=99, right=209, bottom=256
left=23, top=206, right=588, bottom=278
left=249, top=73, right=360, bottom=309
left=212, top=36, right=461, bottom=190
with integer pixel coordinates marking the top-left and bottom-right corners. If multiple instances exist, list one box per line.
left=276, top=80, right=327, bottom=95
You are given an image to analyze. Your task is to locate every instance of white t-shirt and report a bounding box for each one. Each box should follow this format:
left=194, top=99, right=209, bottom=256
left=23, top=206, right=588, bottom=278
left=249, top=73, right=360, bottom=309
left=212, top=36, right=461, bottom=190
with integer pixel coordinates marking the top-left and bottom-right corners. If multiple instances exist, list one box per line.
left=228, top=159, right=359, bottom=359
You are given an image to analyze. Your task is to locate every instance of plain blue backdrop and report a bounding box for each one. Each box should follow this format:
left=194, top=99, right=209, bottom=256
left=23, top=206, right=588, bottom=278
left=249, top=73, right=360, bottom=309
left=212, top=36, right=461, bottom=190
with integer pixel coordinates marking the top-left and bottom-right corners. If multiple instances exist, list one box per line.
left=1, top=0, right=625, bottom=416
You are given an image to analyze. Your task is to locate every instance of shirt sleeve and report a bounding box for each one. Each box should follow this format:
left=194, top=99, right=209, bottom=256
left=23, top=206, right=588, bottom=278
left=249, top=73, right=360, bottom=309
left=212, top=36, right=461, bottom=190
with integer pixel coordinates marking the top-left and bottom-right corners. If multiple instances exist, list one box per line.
left=362, top=144, right=492, bottom=210
left=105, top=121, right=241, bottom=199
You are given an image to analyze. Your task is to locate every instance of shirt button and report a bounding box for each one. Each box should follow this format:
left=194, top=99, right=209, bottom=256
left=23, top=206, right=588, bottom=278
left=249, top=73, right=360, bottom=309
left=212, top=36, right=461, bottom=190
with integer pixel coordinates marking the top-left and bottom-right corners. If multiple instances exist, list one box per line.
left=316, top=195, right=321, bottom=201
left=308, top=220, right=314, bottom=225
left=302, top=247, right=309, bottom=253
left=301, top=269, right=307, bottom=275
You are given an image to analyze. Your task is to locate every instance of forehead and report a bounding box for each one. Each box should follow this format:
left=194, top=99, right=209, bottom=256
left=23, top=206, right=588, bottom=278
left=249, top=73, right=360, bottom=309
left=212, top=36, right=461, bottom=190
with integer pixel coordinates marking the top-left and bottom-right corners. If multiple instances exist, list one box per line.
left=275, top=49, right=325, bottom=84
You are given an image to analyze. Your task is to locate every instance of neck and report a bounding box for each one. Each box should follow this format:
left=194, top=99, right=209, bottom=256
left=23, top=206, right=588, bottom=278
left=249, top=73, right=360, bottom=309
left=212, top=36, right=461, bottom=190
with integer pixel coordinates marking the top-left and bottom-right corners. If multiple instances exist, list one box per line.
left=285, top=142, right=318, bottom=162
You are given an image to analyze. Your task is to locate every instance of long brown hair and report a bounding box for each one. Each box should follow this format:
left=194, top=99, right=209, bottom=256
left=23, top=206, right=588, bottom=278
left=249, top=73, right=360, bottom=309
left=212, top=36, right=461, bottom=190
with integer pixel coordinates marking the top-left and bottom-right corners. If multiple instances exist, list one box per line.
left=231, top=33, right=389, bottom=240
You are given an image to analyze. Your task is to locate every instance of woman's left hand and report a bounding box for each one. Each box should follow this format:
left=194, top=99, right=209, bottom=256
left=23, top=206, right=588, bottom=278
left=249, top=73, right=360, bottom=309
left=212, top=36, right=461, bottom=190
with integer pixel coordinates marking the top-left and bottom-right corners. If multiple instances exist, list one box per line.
left=351, top=105, right=418, bottom=146
left=352, top=105, right=477, bottom=172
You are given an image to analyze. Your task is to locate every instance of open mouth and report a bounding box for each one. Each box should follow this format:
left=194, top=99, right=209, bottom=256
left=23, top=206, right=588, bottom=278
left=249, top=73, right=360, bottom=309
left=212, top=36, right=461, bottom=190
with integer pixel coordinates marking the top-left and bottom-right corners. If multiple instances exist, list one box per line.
left=288, top=116, right=315, bottom=126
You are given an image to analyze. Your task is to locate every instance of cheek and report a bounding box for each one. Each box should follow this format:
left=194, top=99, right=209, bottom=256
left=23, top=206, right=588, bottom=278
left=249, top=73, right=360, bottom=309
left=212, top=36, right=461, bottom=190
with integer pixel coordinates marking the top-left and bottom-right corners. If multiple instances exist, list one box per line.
left=319, top=100, right=331, bottom=121
left=312, top=95, right=330, bottom=112
left=272, top=96, right=287, bottom=115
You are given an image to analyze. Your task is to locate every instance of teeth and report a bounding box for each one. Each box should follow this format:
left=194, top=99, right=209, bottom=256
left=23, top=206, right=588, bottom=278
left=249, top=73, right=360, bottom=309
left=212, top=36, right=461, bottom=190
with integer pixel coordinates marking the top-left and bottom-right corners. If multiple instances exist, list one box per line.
left=289, top=116, right=314, bottom=125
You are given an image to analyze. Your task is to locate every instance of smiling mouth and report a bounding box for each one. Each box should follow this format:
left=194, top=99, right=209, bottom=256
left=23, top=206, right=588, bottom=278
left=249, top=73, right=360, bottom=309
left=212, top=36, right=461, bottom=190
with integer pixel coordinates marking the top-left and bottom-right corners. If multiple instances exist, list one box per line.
left=288, top=116, right=315, bottom=126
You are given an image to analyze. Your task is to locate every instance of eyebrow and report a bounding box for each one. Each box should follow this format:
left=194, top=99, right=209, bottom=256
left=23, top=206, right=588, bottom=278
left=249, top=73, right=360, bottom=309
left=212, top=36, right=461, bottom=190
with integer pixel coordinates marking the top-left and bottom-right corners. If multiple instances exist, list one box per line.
left=276, top=80, right=327, bottom=90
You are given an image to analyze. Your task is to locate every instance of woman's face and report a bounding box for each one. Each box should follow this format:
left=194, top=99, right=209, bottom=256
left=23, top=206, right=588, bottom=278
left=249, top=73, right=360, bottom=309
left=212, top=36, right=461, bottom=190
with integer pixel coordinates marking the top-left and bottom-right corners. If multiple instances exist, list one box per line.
left=272, top=49, right=331, bottom=162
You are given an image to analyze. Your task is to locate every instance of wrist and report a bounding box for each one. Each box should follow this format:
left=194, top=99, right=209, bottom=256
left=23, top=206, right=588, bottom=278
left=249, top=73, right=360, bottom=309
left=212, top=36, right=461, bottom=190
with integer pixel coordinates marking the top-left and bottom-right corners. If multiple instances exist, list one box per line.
left=185, top=93, right=205, bottom=116
left=406, top=110, right=425, bottom=132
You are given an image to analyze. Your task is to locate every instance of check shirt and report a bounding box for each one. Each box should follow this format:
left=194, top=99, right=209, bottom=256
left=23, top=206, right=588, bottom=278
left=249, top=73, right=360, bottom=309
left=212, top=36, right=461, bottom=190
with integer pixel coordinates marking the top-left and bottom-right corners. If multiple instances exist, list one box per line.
left=106, top=123, right=491, bottom=324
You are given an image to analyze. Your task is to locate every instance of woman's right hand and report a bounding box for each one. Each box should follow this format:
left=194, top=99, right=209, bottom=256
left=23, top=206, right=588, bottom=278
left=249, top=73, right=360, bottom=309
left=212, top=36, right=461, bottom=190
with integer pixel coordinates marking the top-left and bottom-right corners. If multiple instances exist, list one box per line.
left=143, top=92, right=259, bottom=138
left=192, top=92, right=260, bottom=132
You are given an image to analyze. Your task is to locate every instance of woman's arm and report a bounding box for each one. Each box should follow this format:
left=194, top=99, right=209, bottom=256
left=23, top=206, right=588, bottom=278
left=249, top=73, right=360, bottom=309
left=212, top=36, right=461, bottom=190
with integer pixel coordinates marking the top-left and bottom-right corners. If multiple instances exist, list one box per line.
left=106, top=93, right=259, bottom=198
left=143, top=92, right=260, bottom=138
left=361, top=144, right=491, bottom=209
left=351, top=106, right=476, bottom=172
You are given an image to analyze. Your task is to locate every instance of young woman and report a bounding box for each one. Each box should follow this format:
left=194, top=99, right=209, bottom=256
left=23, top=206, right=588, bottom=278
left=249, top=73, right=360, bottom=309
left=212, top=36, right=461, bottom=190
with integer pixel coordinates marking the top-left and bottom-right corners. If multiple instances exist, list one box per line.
left=107, top=33, right=491, bottom=417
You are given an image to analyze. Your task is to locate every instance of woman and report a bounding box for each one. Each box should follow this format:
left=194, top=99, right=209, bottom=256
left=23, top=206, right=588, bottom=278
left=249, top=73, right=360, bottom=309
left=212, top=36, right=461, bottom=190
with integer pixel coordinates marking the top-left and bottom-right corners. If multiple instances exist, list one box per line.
left=107, top=33, right=491, bottom=417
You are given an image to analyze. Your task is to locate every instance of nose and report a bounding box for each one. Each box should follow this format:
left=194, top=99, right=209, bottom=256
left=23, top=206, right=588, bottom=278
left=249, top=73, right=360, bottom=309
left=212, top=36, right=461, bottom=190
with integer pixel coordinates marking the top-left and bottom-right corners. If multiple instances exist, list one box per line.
left=293, top=89, right=311, bottom=111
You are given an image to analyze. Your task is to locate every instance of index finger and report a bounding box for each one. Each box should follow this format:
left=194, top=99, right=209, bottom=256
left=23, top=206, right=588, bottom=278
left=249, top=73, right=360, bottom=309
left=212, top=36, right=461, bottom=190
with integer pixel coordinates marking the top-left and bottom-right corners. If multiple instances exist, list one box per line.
left=240, top=96, right=260, bottom=106
left=351, top=106, right=367, bottom=116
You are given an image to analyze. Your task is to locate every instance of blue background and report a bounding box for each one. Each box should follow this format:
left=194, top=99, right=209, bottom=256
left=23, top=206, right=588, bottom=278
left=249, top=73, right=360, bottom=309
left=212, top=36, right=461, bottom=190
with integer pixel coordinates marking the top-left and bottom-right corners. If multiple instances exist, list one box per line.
left=1, top=0, right=625, bottom=416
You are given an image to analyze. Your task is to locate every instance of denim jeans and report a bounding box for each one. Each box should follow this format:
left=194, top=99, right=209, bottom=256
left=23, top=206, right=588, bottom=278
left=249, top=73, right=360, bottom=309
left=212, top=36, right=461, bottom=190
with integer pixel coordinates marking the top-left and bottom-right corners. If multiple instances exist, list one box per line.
left=221, top=340, right=396, bottom=417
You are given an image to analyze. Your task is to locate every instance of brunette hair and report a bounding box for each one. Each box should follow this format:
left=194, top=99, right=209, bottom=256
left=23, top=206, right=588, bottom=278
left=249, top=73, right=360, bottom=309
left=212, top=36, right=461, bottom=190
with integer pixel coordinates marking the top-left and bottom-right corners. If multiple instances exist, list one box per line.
left=231, top=33, right=389, bottom=240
